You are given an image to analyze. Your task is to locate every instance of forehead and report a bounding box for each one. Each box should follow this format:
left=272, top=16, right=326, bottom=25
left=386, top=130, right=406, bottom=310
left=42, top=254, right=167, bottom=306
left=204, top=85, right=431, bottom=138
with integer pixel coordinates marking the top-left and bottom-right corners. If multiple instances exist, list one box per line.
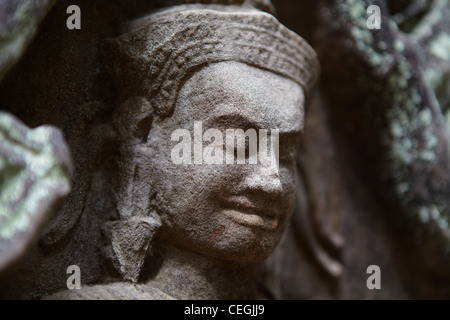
left=174, top=61, right=305, bottom=133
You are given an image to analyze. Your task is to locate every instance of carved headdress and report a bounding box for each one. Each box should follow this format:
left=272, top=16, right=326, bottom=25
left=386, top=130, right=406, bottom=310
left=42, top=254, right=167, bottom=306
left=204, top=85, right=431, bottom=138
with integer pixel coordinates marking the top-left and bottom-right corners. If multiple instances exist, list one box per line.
left=108, top=5, right=320, bottom=117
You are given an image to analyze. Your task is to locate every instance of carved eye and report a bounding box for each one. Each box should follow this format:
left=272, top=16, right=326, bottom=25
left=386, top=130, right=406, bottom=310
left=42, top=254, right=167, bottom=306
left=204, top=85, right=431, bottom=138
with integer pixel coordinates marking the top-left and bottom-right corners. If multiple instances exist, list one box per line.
left=222, top=135, right=253, bottom=163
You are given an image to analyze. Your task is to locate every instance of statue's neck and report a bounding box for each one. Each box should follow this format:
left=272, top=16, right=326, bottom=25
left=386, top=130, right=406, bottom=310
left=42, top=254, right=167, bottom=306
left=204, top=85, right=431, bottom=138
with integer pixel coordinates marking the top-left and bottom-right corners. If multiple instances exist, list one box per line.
left=144, top=241, right=257, bottom=299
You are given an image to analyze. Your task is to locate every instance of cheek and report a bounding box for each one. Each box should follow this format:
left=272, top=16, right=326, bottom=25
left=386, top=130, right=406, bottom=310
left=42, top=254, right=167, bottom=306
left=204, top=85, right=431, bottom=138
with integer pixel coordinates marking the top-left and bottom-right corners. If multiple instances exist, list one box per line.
left=152, top=163, right=224, bottom=222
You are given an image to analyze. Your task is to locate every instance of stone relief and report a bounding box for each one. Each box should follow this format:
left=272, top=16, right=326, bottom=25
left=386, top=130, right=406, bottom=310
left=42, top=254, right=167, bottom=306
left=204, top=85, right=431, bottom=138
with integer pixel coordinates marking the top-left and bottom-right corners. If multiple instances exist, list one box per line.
left=0, top=0, right=449, bottom=300
left=45, top=4, right=319, bottom=299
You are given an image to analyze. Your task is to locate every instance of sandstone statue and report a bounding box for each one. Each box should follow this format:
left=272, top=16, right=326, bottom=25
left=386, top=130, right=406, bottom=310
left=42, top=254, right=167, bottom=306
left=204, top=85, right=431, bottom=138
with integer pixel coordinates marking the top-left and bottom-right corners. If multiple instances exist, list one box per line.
left=43, top=3, right=319, bottom=299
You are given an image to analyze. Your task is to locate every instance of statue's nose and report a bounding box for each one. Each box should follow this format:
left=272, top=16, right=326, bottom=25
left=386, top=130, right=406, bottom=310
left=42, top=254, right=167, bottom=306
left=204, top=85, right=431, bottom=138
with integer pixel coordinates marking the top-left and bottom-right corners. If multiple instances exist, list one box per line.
left=242, top=154, right=283, bottom=197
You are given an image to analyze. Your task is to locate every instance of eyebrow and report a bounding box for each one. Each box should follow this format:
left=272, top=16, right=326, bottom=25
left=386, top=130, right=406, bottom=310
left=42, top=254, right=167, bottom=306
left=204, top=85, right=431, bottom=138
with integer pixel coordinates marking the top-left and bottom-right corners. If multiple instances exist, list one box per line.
left=203, top=113, right=302, bottom=138
left=203, top=113, right=259, bottom=132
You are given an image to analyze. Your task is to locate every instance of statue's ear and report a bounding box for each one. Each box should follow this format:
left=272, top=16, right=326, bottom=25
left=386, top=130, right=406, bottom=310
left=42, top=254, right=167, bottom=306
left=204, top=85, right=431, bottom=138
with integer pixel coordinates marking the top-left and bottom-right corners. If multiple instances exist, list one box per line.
left=112, top=97, right=154, bottom=145
left=105, top=97, right=160, bottom=283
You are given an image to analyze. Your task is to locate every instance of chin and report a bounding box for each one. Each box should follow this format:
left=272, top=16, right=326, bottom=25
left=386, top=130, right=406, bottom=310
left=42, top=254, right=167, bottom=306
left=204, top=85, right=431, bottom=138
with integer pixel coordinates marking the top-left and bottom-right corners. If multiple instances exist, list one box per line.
left=198, top=231, right=283, bottom=264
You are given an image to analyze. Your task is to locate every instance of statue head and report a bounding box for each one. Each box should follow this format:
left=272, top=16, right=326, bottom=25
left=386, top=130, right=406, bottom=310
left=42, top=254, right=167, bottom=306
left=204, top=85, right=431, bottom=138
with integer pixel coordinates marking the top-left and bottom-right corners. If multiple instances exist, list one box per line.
left=106, top=4, right=319, bottom=281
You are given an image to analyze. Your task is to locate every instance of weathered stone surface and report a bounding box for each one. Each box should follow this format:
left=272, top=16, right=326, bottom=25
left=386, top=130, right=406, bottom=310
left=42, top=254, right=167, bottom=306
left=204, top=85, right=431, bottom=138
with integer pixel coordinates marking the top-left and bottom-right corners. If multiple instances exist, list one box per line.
left=261, top=0, right=450, bottom=300
left=0, top=111, right=72, bottom=274
left=314, top=0, right=450, bottom=294
left=45, top=282, right=175, bottom=300
left=42, top=4, right=318, bottom=299
left=2, top=0, right=450, bottom=301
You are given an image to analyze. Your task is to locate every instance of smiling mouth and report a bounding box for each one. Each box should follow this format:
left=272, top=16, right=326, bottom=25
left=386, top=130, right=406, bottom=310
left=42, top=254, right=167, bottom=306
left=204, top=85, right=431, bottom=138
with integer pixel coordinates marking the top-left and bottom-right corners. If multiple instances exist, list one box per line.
left=220, top=198, right=280, bottom=231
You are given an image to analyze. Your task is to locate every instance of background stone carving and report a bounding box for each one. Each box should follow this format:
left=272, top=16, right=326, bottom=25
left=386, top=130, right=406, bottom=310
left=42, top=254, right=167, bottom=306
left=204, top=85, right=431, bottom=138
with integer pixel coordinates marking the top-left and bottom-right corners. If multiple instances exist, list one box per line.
left=0, top=111, right=72, bottom=274
left=264, top=0, right=450, bottom=299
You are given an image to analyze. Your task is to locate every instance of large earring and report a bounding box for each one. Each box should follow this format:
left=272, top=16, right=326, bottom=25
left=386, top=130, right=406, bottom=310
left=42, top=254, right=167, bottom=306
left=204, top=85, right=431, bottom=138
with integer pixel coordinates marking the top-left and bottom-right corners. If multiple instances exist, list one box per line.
left=102, top=214, right=161, bottom=283
left=102, top=97, right=159, bottom=283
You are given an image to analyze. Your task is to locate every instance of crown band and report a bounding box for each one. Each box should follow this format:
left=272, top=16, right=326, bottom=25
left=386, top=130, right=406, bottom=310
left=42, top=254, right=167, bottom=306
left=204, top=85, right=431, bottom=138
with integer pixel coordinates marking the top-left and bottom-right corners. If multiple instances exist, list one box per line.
left=108, top=7, right=320, bottom=116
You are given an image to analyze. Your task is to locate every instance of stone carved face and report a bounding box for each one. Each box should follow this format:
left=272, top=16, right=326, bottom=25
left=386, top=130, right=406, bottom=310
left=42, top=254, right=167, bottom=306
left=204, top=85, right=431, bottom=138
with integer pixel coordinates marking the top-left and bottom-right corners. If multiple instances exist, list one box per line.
left=147, top=61, right=304, bottom=262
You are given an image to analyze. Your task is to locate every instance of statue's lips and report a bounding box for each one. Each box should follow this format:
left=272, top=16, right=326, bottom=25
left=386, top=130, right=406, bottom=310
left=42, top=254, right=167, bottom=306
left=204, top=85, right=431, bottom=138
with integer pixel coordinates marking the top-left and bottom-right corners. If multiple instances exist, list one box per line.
left=220, top=197, right=280, bottom=231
